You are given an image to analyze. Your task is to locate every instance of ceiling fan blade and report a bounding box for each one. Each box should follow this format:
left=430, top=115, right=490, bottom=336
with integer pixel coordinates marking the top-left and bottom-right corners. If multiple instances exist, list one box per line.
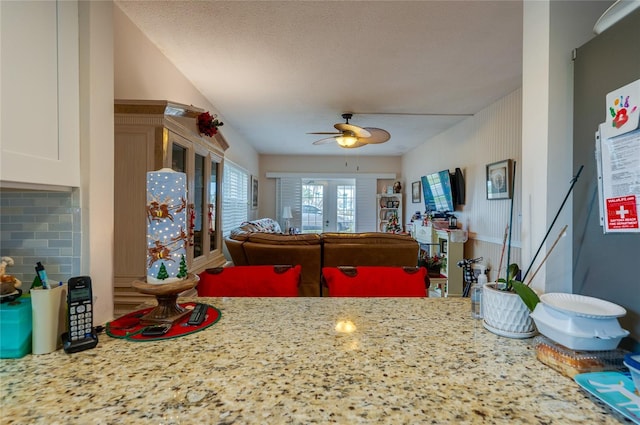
left=312, top=137, right=339, bottom=145
left=334, top=123, right=371, bottom=138
left=307, top=131, right=341, bottom=135
left=360, top=128, right=391, bottom=144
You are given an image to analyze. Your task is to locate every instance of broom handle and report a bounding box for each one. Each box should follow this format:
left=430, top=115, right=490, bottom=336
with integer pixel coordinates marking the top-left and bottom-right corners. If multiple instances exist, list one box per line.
left=496, top=225, right=509, bottom=281
left=522, top=165, right=583, bottom=282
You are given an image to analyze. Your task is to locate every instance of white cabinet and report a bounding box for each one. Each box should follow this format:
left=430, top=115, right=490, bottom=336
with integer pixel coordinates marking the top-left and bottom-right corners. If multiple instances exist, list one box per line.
left=377, top=194, right=403, bottom=232
left=415, top=224, right=465, bottom=297
left=0, top=1, right=80, bottom=188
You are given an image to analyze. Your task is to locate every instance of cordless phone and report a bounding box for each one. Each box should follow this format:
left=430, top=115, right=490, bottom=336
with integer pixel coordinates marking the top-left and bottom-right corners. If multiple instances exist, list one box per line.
left=62, top=276, right=98, bottom=353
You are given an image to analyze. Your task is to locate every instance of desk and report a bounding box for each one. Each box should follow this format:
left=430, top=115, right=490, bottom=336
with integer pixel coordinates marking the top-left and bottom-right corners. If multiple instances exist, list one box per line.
left=0, top=298, right=628, bottom=424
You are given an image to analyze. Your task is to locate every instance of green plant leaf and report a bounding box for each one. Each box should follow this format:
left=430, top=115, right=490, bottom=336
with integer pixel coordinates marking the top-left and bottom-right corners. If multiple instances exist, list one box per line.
left=508, top=263, right=520, bottom=281
left=512, top=280, right=540, bottom=312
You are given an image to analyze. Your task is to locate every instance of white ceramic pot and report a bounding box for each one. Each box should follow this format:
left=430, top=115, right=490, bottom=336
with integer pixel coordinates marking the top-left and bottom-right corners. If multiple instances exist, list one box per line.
left=482, top=283, right=536, bottom=338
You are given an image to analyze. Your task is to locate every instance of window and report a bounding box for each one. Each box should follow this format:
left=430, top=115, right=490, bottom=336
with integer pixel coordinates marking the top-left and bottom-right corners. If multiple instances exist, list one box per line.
left=277, top=177, right=376, bottom=233
left=222, top=160, right=249, bottom=236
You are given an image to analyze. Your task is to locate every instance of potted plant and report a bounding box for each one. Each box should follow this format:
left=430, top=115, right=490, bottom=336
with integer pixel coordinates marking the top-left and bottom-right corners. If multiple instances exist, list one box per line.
left=419, top=253, right=446, bottom=277
left=483, top=263, right=540, bottom=338
left=482, top=163, right=583, bottom=339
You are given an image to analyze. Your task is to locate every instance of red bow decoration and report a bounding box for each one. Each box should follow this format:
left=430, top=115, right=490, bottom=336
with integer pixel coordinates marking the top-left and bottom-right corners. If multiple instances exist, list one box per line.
left=197, top=112, right=224, bottom=137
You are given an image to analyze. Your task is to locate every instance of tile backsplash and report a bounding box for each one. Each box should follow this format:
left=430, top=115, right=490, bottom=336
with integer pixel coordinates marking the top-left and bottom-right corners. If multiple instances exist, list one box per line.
left=0, top=190, right=81, bottom=289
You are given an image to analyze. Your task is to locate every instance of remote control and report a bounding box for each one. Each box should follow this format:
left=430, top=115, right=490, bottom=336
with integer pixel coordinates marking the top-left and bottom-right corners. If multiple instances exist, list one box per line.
left=187, top=303, right=208, bottom=326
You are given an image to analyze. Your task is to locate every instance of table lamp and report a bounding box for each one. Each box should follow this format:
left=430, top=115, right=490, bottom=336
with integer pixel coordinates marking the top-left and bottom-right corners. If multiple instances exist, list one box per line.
left=282, top=206, right=293, bottom=234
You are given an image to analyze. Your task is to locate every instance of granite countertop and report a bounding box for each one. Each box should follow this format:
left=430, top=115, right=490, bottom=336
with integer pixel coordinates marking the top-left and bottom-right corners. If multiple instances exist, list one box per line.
left=0, top=297, right=631, bottom=424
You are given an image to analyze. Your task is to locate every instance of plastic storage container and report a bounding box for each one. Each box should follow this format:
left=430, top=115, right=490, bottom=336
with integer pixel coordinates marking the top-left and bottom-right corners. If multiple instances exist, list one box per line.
left=530, top=302, right=629, bottom=351
left=534, top=335, right=628, bottom=378
left=0, top=297, right=32, bottom=358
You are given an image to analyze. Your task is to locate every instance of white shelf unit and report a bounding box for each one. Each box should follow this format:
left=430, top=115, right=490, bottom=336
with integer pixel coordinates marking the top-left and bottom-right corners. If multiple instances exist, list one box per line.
left=377, top=194, right=403, bottom=233
left=415, top=225, right=465, bottom=297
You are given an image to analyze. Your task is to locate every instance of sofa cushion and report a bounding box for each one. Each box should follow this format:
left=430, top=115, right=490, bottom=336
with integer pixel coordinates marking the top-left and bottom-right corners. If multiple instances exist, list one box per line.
left=321, top=232, right=419, bottom=269
left=247, top=233, right=321, bottom=245
left=322, top=266, right=427, bottom=297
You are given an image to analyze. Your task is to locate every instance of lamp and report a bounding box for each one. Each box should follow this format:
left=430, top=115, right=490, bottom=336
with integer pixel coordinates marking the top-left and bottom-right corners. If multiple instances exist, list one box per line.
left=282, top=206, right=293, bottom=234
left=448, top=215, right=458, bottom=229
left=335, top=131, right=358, bottom=147
left=593, top=0, right=640, bottom=34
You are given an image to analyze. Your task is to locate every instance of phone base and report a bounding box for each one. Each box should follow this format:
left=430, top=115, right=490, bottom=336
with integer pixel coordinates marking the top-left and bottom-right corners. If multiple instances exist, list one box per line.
left=61, top=330, right=99, bottom=354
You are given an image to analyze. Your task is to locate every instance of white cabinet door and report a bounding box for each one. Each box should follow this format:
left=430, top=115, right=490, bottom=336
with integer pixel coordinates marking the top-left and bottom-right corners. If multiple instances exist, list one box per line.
left=1, top=0, right=79, bottom=188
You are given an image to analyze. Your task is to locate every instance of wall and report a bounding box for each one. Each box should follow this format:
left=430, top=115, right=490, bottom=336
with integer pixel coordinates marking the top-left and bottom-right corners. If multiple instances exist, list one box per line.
left=573, top=8, right=640, bottom=343
left=113, top=5, right=259, bottom=176
left=259, top=155, right=402, bottom=221
left=521, top=0, right=612, bottom=294
left=78, top=0, right=115, bottom=326
left=402, top=89, right=523, bottom=282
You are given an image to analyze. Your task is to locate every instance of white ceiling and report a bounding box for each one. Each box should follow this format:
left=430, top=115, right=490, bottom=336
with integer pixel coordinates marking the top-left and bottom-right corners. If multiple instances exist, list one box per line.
left=115, top=0, right=523, bottom=156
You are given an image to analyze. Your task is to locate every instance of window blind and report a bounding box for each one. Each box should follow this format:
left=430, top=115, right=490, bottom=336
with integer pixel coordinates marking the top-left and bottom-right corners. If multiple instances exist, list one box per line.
left=222, top=160, right=249, bottom=236
left=355, top=177, right=377, bottom=232
left=276, top=177, right=302, bottom=229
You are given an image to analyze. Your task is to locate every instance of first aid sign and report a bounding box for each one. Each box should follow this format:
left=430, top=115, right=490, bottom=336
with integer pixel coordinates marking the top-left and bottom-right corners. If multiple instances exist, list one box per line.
left=606, top=195, right=638, bottom=230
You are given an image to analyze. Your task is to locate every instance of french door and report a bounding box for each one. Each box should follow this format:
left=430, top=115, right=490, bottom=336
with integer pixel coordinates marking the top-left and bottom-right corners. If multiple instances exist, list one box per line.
left=301, top=179, right=355, bottom=233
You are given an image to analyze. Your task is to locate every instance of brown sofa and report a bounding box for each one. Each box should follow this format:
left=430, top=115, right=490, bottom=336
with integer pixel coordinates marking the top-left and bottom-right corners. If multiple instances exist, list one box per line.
left=321, top=232, right=420, bottom=268
left=225, top=221, right=419, bottom=296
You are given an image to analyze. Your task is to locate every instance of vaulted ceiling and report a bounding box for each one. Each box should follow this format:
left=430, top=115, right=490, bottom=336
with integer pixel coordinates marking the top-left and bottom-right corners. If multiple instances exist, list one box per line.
left=116, top=1, right=523, bottom=156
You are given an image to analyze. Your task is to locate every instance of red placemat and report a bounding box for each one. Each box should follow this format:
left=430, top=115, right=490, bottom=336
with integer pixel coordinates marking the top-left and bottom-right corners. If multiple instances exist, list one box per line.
left=105, top=302, right=220, bottom=341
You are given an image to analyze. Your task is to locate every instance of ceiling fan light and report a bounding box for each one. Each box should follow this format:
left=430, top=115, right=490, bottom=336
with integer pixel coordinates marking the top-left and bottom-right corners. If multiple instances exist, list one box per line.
left=336, top=135, right=358, bottom=147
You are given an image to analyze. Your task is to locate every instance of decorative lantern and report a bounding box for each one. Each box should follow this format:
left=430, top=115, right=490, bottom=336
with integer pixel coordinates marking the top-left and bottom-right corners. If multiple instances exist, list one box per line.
left=146, top=168, right=188, bottom=284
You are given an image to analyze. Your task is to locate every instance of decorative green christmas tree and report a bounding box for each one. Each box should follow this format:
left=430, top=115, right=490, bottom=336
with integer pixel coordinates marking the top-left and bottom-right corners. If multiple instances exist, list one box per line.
left=177, top=255, right=188, bottom=279
left=157, top=262, right=169, bottom=280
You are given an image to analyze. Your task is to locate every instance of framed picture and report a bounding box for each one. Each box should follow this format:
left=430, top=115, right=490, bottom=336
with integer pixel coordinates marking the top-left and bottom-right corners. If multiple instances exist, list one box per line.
left=486, top=159, right=513, bottom=200
left=251, top=175, right=259, bottom=209
left=412, top=181, right=421, bottom=203
left=440, top=239, right=448, bottom=254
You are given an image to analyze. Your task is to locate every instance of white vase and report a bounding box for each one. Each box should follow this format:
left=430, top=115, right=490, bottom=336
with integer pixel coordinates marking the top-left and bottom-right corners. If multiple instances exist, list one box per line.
left=482, top=283, right=536, bottom=338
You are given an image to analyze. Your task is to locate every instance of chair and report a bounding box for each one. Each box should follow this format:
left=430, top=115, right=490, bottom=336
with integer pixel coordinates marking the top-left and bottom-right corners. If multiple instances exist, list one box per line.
left=197, top=265, right=301, bottom=297
left=322, top=266, right=429, bottom=297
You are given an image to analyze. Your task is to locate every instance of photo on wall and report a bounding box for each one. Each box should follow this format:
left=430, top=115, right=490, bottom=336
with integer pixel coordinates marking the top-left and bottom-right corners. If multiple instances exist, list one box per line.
left=412, top=181, right=421, bottom=203
left=486, top=159, right=512, bottom=200
left=251, top=175, right=259, bottom=209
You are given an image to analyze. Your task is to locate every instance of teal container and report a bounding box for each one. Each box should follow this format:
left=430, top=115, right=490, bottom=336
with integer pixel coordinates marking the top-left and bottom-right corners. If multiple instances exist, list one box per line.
left=0, top=297, right=33, bottom=358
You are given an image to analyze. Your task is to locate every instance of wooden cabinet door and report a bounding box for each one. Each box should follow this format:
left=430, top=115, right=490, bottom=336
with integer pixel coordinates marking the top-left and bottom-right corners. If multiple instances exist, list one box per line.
left=113, top=127, right=156, bottom=280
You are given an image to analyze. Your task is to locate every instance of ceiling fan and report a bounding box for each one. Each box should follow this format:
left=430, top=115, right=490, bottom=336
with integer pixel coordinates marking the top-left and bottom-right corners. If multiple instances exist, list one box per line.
left=309, top=113, right=391, bottom=149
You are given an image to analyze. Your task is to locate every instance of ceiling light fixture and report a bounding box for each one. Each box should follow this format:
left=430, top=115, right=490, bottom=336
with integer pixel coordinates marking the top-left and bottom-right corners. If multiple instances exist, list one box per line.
left=593, top=0, right=640, bottom=34
left=335, top=132, right=358, bottom=147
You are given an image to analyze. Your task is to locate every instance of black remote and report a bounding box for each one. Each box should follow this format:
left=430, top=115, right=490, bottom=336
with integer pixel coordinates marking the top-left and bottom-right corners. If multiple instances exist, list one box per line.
left=187, top=303, right=208, bottom=326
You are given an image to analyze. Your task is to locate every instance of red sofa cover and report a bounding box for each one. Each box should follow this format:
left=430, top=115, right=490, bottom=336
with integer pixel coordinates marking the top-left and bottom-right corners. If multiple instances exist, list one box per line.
left=322, top=266, right=428, bottom=297
left=198, top=265, right=301, bottom=297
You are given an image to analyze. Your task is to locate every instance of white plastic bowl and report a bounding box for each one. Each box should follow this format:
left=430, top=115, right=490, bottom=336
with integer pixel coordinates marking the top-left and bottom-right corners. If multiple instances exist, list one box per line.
left=624, top=353, right=640, bottom=394
left=530, top=303, right=629, bottom=351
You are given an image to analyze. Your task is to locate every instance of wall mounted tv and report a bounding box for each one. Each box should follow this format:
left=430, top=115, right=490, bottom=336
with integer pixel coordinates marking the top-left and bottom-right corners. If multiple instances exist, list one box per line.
left=421, top=170, right=456, bottom=213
